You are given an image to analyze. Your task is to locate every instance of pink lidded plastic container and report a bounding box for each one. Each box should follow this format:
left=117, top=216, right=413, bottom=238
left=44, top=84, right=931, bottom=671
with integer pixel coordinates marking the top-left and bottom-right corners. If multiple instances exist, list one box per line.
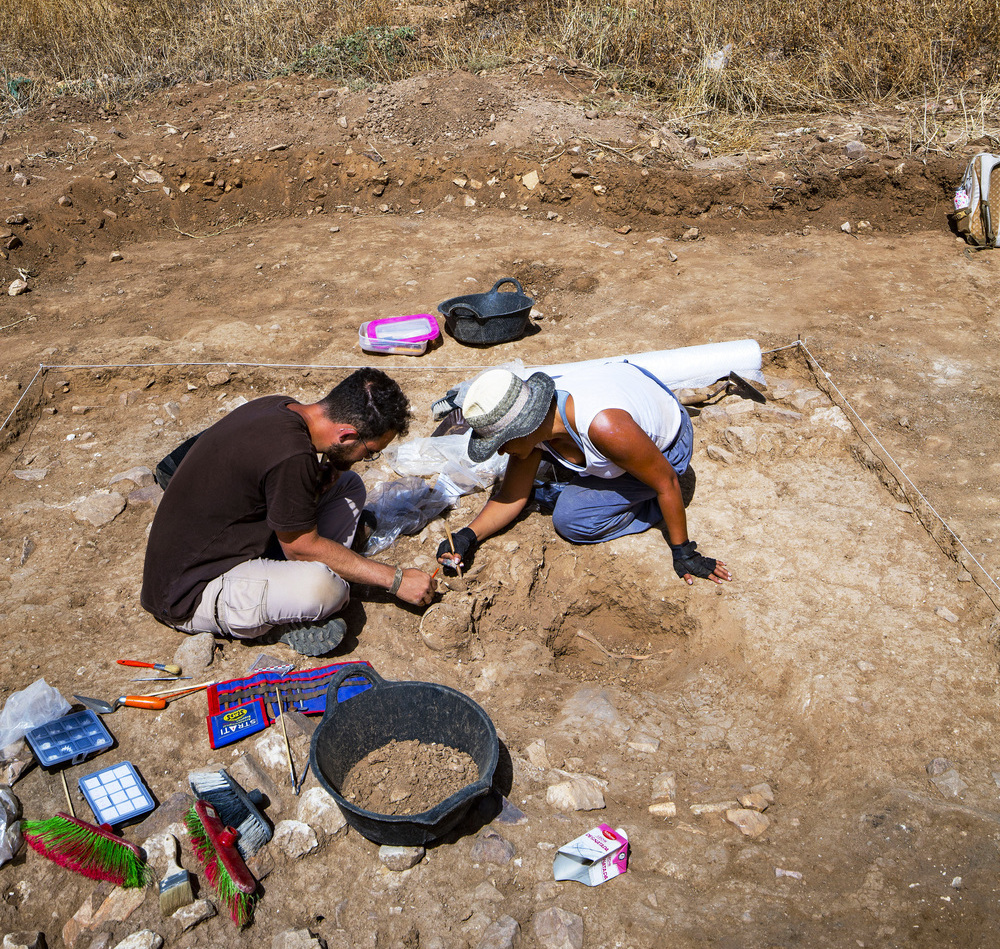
left=359, top=314, right=440, bottom=355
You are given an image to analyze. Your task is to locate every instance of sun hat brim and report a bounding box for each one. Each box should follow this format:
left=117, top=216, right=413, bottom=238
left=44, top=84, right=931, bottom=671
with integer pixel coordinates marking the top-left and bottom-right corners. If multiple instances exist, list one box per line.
left=465, top=371, right=555, bottom=463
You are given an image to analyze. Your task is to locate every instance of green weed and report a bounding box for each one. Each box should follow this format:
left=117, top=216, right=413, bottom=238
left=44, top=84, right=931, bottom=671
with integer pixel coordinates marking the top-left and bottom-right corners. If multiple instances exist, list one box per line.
left=291, top=27, right=416, bottom=82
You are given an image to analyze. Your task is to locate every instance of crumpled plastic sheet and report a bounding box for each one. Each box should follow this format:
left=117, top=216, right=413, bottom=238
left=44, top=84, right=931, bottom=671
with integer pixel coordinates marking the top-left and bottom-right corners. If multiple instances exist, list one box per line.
left=0, top=677, right=70, bottom=751
left=381, top=431, right=506, bottom=495
left=0, top=785, right=23, bottom=867
left=363, top=476, right=453, bottom=556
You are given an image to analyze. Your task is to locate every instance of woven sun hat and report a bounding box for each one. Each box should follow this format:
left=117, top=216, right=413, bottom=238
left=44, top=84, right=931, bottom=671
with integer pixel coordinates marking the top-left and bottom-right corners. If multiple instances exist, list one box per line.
left=462, top=369, right=555, bottom=462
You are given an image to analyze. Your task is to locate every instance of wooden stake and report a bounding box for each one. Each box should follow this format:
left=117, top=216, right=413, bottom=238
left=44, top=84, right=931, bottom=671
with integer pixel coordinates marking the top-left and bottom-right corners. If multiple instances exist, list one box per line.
left=141, top=680, right=216, bottom=699
left=444, top=524, right=463, bottom=578
left=276, top=689, right=297, bottom=795
left=60, top=769, right=75, bottom=818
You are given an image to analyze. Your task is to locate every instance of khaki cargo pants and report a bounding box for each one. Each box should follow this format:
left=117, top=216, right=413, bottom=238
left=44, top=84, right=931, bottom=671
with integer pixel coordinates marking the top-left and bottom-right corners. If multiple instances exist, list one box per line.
left=177, top=471, right=364, bottom=640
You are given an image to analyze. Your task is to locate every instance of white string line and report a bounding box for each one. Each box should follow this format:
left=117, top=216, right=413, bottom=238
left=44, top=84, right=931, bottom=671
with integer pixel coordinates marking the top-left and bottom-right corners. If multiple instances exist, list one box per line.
left=0, top=360, right=489, bottom=439
left=762, top=341, right=804, bottom=355
left=792, top=339, right=1000, bottom=602
left=36, top=360, right=495, bottom=372
left=0, top=365, right=45, bottom=434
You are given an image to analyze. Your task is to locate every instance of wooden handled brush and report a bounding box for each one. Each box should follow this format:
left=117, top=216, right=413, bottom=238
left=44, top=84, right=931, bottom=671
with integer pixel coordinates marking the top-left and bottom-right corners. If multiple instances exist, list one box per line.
left=22, top=814, right=153, bottom=888
left=158, top=832, right=194, bottom=916
left=185, top=800, right=258, bottom=927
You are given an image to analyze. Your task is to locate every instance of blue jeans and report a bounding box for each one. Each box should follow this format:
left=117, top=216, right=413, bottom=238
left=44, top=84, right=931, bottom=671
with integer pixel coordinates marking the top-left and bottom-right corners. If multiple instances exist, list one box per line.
left=550, top=408, right=694, bottom=544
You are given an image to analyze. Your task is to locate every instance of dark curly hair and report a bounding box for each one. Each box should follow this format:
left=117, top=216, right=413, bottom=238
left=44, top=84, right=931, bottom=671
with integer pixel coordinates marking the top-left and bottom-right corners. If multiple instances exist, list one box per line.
left=318, top=368, right=410, bottom=439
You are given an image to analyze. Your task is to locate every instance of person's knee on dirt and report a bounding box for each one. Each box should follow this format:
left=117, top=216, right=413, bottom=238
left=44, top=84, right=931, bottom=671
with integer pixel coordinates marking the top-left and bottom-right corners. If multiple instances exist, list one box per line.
left=142, top=367, right=438, bottom=656
left=197, top=560, right=349, bottom=640
left=436, top=366, right=731, bottom=585
left=551, top=480, right=662, bottom=544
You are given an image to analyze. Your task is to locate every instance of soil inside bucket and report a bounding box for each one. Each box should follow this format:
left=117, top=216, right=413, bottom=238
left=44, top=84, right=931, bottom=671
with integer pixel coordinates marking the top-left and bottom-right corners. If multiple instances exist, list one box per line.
left=341, top=739, right=480, bottom=817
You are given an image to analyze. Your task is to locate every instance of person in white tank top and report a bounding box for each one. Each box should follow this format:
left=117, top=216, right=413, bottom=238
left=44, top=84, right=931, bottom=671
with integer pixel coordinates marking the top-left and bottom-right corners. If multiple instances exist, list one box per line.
left=436, top=367, right=730, bottom=586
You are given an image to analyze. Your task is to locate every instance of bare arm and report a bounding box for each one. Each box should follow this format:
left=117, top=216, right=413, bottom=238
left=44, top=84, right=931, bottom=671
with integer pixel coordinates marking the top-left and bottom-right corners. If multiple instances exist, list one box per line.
left=468, top=449, right=542, bottom=540
left=277, top=529, right=436, bottom=605
left=438, top=450, right=542, bottom=568
left=589, top=409, right=730, bottom=584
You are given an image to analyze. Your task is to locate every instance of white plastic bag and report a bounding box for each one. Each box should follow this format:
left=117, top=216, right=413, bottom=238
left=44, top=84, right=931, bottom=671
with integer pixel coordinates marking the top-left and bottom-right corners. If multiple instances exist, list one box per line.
left=382, top=432, right=506, bottom=494
left=0, top=678, right=71, bottom=751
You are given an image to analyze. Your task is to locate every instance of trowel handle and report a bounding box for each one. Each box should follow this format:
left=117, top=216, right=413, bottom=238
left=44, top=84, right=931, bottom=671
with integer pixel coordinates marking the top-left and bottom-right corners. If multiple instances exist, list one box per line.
left=120, top=695, right=168, bottom=710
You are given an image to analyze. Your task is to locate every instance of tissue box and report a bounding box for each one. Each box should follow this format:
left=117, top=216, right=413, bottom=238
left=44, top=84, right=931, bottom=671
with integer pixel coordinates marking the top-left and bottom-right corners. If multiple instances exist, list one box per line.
left=552, top=824, right=629, bottom=886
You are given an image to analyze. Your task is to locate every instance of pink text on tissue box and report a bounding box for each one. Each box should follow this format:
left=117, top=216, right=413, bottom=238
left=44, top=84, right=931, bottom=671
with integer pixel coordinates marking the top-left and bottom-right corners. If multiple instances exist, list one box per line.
left=552, top=824, right=629, bottom=886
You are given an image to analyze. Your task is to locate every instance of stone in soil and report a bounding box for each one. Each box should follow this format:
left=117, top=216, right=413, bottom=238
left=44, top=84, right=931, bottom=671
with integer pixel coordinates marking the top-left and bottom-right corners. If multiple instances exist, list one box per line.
left=110, top=935, right=161, bottom=949
left=378, top=845, right=425, bottom=871
left=272, top=930, right=325, bottom=949
left=273, top=819, right=320, bottom=857
left=297, top=786, right=348, bottom=837
left=3, top=935, right=46, bottom=949
left=171, top=632, right=214, bottom=672
left=726, top=808, right=771, bottom=837
left=69, top=491, right=126, bottom=527
left=470, top=828, right=516, bottom=865
left=546, top=775, right=606, bottom=811
left=63, top=884, right=147, bottom=948
left=475, top=915, right=520, bottom=949
left=171, top=899, right=215, bottom=931
left=533, top=907, right=584, bottom=949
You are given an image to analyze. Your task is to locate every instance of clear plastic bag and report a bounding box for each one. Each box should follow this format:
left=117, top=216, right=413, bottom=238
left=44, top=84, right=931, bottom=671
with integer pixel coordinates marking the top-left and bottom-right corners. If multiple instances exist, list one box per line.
left=0, top=785, right=23, bottom=867
left=363, top=477, right=452, bottom=556
left=0, top=678, right=71, bottom=751
left=382, top=432, right=506, bottom=494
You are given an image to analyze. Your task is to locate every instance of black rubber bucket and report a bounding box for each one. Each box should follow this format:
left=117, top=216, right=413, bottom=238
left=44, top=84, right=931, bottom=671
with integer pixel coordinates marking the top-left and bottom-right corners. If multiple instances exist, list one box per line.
left=437, top=277, right=534, bottom=346
left=310, top=665, right=499, bottom=846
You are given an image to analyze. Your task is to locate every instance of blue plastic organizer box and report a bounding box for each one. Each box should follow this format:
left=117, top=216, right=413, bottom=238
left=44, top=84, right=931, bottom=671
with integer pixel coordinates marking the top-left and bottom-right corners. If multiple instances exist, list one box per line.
left=25, top=710, right=113, bottom=767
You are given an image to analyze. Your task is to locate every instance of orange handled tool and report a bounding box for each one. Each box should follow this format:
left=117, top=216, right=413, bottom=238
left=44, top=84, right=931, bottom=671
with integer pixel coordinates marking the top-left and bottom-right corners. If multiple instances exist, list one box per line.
left=117, top=659, right=182, bottom=676
left=119, top=695, right=167, bottom=710
left=74, top=693, right=166, bottom=714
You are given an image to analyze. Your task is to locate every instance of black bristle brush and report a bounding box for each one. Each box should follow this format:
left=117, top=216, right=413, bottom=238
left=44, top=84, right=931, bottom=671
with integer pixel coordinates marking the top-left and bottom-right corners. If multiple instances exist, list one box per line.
left=188, top=769, right=272, bottom=858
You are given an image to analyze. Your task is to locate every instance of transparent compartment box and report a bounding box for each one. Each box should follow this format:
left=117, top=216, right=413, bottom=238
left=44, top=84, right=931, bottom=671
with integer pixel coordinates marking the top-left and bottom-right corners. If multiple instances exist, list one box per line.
left=359, top=314, right=440, bottom=356
left=78, top=761, right=155, bottom=826
left=25, top=710, right=113, bottom=767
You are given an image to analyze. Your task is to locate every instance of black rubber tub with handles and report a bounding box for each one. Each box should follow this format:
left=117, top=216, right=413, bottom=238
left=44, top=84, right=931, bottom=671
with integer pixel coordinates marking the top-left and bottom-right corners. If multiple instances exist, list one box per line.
left=309, top=664, right=500, bottom=846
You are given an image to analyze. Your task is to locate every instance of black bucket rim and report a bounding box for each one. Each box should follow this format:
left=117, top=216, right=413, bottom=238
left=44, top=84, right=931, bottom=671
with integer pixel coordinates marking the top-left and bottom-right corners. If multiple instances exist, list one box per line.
left=309, top=665, right=500, bottom=840
left=437, top=277, right=534, bottom=321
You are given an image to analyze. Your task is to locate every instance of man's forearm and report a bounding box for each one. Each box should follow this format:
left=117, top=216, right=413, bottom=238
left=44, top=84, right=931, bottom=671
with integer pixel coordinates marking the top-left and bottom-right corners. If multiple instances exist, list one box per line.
left=282, top=531, right=397, bottom=589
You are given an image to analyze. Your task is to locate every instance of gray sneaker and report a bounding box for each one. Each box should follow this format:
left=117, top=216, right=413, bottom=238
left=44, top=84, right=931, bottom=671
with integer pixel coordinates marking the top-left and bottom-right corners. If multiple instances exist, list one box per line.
left=277, top=617, right=347, bottom=656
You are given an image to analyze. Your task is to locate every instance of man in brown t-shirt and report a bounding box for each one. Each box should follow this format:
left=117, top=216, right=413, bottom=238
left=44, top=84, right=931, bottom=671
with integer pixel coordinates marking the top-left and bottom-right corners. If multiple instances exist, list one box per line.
left=141, top=368, right=437, bottom=655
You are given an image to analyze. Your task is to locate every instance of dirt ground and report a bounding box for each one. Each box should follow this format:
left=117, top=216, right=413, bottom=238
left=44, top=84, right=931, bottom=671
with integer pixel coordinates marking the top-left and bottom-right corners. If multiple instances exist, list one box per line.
left=2, top=65, right=1000, bottom=949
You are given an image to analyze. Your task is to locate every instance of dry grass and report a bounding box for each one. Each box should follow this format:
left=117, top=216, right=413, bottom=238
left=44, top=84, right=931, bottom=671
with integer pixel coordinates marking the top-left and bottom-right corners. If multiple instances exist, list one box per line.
left=2, top=0, right=998, bottom=140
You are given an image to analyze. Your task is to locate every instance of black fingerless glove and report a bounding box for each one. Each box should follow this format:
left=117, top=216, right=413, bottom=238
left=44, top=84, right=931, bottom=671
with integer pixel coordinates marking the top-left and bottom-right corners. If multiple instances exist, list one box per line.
left=436, top=527, right=478, bottom=576
left=670, top=540, right=717, bottom=580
